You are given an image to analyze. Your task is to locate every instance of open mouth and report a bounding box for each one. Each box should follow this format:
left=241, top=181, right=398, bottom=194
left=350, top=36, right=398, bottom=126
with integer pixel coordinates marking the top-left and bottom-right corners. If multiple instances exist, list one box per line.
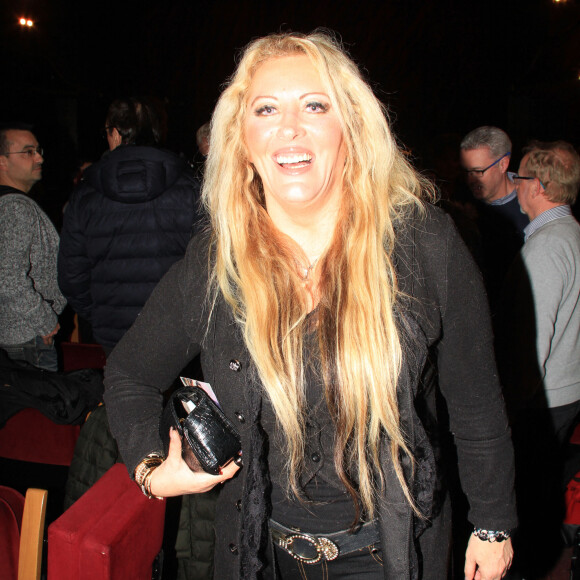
left=274, top=153, right=312, bottom=168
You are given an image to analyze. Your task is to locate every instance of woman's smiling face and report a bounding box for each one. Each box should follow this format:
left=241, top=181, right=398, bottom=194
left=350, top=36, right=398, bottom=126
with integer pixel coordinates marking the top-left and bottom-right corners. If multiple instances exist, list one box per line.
left=243, top=54, right=346, bottom=219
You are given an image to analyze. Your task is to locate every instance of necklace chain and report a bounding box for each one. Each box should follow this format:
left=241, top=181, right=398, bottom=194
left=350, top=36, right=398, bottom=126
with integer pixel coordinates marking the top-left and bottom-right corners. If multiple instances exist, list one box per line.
left=297, top=255, right=320, bottom=280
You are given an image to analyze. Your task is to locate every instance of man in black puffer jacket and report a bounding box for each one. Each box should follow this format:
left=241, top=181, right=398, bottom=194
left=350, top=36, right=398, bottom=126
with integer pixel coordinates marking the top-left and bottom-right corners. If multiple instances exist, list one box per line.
left=58, top=97, right=203, bottom=353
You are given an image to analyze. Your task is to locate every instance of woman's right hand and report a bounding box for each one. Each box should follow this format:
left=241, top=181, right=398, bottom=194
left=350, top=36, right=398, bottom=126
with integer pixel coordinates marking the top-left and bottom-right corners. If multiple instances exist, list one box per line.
left=149, top=427, right=241, bottom=497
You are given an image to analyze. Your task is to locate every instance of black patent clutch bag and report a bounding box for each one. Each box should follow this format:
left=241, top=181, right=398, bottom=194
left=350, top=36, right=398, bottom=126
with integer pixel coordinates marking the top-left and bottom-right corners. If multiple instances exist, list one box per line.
left=160, top=384, right=242, bottom=475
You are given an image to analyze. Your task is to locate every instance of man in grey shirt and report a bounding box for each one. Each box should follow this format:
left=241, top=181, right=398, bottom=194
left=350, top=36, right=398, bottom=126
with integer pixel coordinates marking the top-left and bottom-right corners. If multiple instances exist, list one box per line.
left=500, top=141, right=580, bottom=576
left=507, top=141, right=580, bottom=429
left=0, top=124, right=66, bottom=371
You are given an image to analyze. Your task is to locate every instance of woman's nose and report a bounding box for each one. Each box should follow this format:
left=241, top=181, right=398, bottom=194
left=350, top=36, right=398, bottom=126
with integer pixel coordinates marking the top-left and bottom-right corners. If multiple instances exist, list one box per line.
left=277, top=113, right=304, bottom=141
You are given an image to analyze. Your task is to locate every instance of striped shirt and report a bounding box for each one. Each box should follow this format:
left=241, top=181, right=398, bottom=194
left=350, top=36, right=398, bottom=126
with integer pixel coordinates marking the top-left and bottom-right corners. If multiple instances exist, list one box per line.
left=524, top=205, right=572, bottom=242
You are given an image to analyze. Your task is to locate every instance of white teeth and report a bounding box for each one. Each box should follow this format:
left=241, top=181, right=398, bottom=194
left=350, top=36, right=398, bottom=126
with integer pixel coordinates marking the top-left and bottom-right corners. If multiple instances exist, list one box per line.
left=275, top=153, right=312, bottom=165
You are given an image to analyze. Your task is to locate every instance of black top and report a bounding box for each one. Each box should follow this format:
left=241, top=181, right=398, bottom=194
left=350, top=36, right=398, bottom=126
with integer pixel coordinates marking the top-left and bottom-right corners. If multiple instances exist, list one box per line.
left=265, top=326, right=358, bottom=532
left=474, top=196, right=528, bottom=312
left=0, top=185, right=26, bottom=197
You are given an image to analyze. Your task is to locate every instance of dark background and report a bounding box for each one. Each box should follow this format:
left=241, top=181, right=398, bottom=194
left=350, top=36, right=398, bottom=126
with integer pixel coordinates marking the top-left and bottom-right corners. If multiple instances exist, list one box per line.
left=1, top=0, right=578, bottom=218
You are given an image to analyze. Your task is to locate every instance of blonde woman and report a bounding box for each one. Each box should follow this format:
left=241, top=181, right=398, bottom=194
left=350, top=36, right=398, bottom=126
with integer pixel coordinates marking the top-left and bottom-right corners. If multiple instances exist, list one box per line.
left=104, top=31, right=516, bottom=580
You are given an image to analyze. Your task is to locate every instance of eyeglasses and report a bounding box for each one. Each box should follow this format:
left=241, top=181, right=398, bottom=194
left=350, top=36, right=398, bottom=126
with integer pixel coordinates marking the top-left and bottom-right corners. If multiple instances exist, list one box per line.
left=464, top=152, right=511, bottom=177
left=3, top=146, right=44, bottom=158
left=513, top=174, right=546, bottom=189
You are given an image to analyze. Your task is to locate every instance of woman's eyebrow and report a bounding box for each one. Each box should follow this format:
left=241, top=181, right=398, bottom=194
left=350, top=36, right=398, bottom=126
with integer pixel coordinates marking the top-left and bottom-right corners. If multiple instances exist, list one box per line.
left=249, top=92, right=330, bottom=107
left=249, top=95, right=277, bottom=107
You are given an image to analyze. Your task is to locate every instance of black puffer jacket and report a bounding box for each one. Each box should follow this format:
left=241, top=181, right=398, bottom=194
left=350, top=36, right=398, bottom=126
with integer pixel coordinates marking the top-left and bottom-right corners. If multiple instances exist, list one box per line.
left=58, top=145, right=202, bottom=348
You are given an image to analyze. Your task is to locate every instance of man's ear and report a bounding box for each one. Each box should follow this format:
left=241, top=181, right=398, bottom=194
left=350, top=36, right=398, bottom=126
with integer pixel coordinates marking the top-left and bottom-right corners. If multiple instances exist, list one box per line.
left=0, top=155, right=7, bottom=171
left=111, top=128, right=122, bottom=149
left=499, top=156, right=510, bottom=174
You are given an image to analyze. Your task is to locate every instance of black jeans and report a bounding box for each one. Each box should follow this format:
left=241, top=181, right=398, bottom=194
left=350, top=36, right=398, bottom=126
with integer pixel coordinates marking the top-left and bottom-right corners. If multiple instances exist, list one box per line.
left=273, top=543, right=384, bottom=580
left=268, top=492, right=452, bottom=580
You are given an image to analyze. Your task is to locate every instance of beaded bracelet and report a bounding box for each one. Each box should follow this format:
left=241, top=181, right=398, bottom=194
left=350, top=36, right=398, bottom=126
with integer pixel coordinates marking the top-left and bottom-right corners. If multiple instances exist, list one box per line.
left=472, top=528, right=511, bottom=543
left=134, top=453, right=164, bottom=500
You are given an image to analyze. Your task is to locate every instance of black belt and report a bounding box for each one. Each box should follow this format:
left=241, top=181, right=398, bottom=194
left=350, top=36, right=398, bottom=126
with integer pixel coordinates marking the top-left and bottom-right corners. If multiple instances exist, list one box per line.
left=270, top=519, right=380, bottom=565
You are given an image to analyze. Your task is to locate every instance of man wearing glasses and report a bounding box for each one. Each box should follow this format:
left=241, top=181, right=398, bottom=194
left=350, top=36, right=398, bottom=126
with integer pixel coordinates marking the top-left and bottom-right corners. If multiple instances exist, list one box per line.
left=0, top=124, right=66, bottom=371
left=459, top=126, right=529, bottom=311
left=499, top=142, right=580, bottom=576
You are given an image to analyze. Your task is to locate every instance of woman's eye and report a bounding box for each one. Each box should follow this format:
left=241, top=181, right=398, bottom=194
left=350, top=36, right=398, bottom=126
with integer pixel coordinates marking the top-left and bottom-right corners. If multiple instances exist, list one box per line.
left=305, top=101, right=329, bottom=113
left=255, top=105, right=276, bottom=116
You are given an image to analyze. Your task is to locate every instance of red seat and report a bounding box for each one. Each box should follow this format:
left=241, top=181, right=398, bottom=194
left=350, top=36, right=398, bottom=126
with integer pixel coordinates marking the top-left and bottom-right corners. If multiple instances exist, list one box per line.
left=0, top=486, right=24, bottom=579
left=0, top=486, right=47, bottom=580
left=0, top=408, right=80, bottom=466
left=0, top=342, right=106, bottom=466
left=61, top=342, right=107, bottom=372
left=48, top=463, right=166, bottom=580
left=570, top=423, right=580, bottom=446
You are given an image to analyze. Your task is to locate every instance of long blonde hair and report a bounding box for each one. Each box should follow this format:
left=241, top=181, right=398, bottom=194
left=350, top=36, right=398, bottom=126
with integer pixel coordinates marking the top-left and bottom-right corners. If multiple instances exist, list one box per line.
left=202, top=31, right=432, bottom=518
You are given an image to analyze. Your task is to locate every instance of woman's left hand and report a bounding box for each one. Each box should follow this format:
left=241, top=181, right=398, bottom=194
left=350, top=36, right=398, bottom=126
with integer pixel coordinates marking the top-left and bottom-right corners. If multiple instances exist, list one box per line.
left=464, top=535, right=513, bottom=580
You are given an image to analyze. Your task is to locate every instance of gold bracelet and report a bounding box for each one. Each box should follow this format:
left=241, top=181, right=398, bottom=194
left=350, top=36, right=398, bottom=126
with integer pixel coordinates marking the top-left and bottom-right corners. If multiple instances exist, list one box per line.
left=134, top=453, right=164, bottom=499
left=142, top=466, right=163, bottom=500
left=134, top=454, right=163, bottom=485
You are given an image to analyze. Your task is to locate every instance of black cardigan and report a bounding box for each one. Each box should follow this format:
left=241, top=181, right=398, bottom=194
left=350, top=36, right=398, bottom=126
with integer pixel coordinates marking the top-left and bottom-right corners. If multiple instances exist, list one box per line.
left=104, top=204, right=516, bottom=579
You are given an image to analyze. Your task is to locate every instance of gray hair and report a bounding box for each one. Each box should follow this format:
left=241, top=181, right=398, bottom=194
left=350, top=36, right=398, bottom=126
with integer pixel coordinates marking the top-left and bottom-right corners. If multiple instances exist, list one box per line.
left=460, top=126, right=512, bottom=158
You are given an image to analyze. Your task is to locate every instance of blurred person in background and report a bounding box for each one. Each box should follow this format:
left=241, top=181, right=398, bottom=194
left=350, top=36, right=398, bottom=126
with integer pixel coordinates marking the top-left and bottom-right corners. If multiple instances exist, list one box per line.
left=499, top=141, right=580, bottom=577
left=460, top=126, right=529, bottom=313
left=0, top=123, right=66, bottom=371
left=58, top=97, right=202, bottom=355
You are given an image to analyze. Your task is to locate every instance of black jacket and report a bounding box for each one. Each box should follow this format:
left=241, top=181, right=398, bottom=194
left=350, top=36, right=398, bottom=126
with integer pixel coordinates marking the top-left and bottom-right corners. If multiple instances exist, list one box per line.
left=0, top=349, right=103, bottom=428
left=58, top=145, right=202, bottom=347
left=104, top=205, right=517, bottom=579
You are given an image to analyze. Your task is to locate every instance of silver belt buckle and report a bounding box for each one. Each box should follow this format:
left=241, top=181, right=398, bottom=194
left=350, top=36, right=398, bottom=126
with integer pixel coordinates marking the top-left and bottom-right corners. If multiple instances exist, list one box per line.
left=278, top=532, right=339, bottom=564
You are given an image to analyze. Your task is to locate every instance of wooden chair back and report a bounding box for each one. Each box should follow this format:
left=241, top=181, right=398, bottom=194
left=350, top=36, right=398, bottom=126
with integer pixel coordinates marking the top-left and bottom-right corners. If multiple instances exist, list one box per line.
left=0, top=486, right=47, bottom=580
